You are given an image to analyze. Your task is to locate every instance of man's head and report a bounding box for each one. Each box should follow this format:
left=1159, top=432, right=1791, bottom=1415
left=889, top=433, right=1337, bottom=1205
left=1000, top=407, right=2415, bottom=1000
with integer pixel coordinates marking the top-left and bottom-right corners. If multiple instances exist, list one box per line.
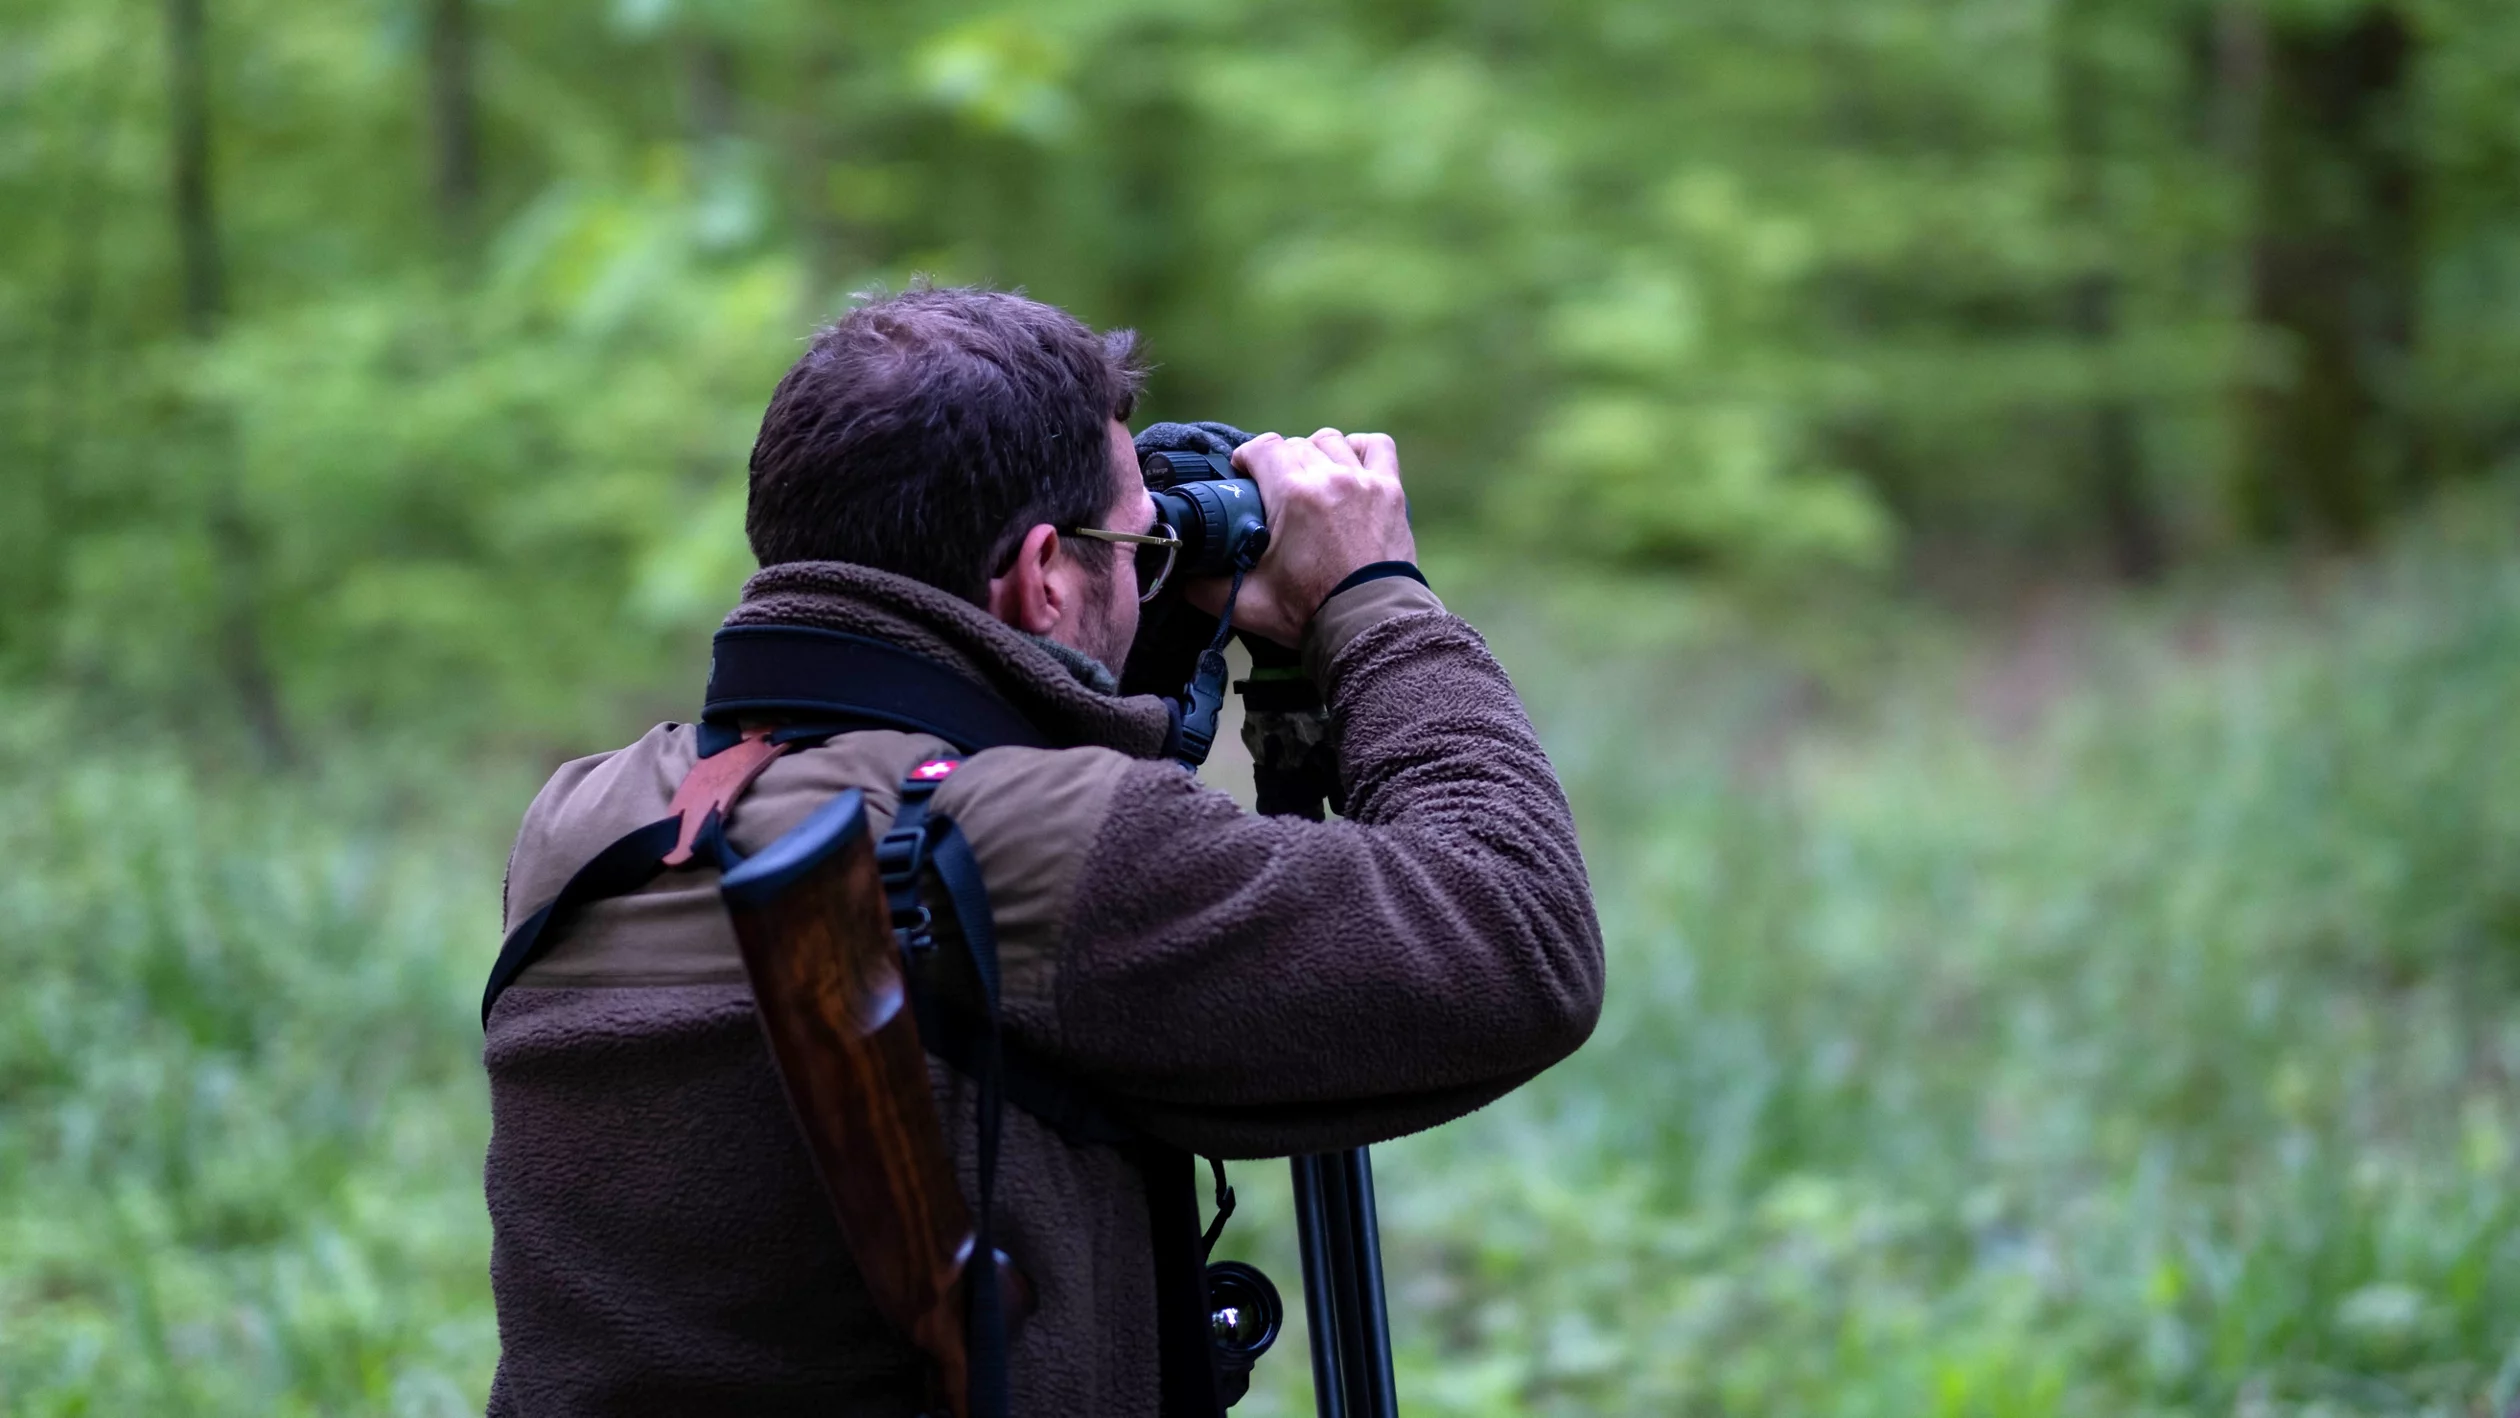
left=746, top=285, right=1154, bottom=671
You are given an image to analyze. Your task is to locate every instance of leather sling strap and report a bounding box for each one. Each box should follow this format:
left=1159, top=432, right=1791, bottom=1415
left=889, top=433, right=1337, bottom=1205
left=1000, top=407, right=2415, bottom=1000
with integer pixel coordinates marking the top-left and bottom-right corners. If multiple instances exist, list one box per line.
left=479, top=630, right=1128, bottom=1145
left=663, top=731, right=790, bottom=867
left=479, top=729, right=785, bottom=1026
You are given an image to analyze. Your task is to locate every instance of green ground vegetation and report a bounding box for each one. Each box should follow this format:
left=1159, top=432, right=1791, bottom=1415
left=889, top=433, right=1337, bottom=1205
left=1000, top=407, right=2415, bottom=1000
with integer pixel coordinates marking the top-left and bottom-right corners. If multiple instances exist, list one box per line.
left=7, top=498, right=2516, bottom=1415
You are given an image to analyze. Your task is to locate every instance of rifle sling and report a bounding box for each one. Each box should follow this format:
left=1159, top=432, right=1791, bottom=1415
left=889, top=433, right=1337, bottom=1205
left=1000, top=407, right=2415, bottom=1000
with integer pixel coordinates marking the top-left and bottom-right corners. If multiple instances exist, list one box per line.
left=480, top=813, right=689, bottom=1027
left=480, top=799, right=1128, bottom=1149
left=483, top=623, right=1043, bottom=1027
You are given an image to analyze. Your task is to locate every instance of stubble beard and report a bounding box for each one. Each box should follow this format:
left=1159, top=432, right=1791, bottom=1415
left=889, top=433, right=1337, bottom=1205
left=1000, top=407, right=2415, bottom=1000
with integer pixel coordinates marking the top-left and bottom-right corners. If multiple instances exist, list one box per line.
left=1077, top=570, right=1135, bottom=679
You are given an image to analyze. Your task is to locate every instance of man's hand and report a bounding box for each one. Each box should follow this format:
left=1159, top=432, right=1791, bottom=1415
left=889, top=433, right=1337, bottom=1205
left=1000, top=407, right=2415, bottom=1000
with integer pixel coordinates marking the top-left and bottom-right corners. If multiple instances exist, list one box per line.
left=1183, top=428, right=1416, bottom=647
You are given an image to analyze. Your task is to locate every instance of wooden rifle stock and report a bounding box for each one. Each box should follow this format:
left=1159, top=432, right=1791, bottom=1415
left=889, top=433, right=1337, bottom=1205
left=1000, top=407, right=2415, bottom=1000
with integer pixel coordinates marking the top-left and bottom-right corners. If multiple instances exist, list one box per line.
left=720, top=789, right=1026, bottom=1418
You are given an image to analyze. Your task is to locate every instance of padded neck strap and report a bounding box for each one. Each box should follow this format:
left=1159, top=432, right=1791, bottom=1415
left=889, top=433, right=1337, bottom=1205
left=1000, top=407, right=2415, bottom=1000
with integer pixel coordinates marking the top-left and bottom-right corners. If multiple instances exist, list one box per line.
left=704, top=625, right=1050, bottom=752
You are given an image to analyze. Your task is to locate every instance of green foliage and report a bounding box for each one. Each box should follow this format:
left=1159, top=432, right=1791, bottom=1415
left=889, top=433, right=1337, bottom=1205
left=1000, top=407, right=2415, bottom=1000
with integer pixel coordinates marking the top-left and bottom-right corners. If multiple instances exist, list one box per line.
left=10, top=0, right=2520, bottom=743
left=0, top=724, right=511, bottom=1414
left=8, top=508, right=2518, bottom=1414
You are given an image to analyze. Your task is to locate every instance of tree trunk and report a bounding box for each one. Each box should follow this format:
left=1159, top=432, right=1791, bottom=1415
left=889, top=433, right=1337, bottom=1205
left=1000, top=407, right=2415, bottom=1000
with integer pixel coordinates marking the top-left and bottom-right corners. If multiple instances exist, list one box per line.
left=685, top=36, right=737, bottom=146
left=162, top=0, right=292, bottom=765
left=2070, top=276, right=2167, bottom=581
left=2058, top=0, right=2167, bottom=581
left=211, top=496, right=295, bottom=767
left=33, top=78, right=117, bottom=592
left=2236, top=1, right=2418, bottom=546
left=427, top=0, right=482, bottom=251
left=164, top=0, right=222, bottom=337
left=785, top=39, right=852, bottom=309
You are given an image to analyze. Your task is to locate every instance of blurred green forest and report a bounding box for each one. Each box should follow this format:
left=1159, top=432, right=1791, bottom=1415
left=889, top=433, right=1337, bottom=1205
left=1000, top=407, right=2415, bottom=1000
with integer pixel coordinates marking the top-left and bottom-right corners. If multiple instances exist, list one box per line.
left=4, top=0, right=2519, bottom=1412
left=11, top=0, right=2520, bottom=750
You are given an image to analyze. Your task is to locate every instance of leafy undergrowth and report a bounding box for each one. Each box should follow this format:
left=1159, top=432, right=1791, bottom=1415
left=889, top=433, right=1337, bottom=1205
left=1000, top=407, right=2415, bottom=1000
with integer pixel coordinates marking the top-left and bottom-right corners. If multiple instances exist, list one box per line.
left=8, top=511, right=2520, bottom=1415
left=0, top=741, right=515, bottom=1415
left=1253, top=508, right=2520, bottom=1417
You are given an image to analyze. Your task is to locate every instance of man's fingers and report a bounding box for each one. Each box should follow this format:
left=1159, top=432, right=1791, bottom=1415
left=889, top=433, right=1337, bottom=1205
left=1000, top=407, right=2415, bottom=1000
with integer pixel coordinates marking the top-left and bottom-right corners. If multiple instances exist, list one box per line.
left=1309, top=428, right=1364, bottom=468
left=1228, top=431, right=1283, bottom=476
left=1237, top=431, right=1343, bottom=494
left=1347, top=432, right=1400, bottom=478
left=1203, top=422, right=1411, bottom=644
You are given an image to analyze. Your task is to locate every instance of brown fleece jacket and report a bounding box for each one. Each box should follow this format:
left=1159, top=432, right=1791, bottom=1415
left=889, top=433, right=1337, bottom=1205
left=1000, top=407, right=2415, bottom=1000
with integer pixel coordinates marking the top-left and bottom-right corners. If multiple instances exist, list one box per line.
left=482, top=562, right=1602, bottom=1416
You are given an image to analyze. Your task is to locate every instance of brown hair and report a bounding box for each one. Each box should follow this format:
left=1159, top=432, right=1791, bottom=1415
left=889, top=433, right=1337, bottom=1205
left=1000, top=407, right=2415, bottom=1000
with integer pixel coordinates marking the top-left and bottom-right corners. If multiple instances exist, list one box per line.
left=745, top=284, right=1147, bottom=602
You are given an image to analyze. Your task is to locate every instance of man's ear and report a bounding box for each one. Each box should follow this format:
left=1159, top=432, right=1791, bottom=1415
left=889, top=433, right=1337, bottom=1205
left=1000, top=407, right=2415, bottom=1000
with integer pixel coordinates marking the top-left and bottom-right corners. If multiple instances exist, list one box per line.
left=985, top=524, right=1067, bottom=635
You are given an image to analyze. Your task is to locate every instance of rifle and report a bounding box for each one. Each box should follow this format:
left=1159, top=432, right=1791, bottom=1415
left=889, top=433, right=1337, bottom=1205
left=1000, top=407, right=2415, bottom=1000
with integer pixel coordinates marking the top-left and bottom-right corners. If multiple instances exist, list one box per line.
left=720, top=787, right=1026, bottom=1418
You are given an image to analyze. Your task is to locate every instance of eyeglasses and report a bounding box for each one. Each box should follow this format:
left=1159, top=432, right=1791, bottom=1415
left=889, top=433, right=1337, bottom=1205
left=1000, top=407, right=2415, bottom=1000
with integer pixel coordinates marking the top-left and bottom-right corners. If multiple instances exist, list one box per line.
left=1067, top=522, right=1181, bottom=603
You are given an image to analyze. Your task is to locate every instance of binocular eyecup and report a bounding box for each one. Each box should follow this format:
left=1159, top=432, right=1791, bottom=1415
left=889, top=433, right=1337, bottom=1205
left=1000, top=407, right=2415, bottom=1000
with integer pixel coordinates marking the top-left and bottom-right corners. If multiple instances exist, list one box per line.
left=1205, top=1259, right=1283, bottom=1407
left=1144, top=449, right=1270, bottom=578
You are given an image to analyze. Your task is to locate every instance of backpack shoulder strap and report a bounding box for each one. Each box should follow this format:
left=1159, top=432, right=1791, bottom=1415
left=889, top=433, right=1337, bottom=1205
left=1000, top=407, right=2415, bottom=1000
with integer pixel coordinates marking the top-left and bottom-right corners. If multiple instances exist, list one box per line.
left=872, top=755, right=1013, bottom=1418
left=874, top=760, right=1134, bottom=1146
left=875, top=758, right=1224, bottom=1418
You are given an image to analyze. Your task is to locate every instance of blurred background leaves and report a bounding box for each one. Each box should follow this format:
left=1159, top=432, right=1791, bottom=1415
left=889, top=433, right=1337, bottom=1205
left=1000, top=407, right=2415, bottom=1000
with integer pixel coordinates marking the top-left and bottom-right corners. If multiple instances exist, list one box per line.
left=3, top=0, right=2518, bottom=1412
left=18, top=0, right=2520, bottom=752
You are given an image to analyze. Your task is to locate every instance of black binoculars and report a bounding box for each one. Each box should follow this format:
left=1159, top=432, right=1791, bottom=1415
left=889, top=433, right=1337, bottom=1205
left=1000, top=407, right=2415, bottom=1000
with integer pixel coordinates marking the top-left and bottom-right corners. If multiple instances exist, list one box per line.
left=1206, top=1259, right=1283, bottom=1407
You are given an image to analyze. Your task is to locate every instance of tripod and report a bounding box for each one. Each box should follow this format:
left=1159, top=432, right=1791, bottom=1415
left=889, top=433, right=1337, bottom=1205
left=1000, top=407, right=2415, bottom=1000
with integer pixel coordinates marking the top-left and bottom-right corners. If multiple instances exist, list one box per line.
left=1289, top=1150, right=1399, bottom=1417
left=1240, top=642, right=1400, bottom=1418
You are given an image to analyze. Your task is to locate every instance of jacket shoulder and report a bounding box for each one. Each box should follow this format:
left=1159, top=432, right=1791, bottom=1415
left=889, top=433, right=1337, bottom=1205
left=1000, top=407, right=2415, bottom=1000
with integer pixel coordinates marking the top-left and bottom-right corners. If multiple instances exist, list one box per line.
left=501, top=724, right=953, bottom=993
left=504, top=723, right=693, bottom=933
left=926, top=744, right=1150, bottom=1015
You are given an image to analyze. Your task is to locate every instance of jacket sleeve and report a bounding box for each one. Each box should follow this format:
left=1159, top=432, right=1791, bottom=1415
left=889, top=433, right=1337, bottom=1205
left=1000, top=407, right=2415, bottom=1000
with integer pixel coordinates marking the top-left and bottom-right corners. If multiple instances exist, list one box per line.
left=1019, top=578, right=1604, bottom=1158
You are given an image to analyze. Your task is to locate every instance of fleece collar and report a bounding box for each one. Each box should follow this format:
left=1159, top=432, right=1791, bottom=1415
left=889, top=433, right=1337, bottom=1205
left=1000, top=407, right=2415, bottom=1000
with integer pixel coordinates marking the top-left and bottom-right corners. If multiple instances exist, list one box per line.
left=1022, top=632, right=1123, bottom=697
left=722, top=561, right=1174, bottom=759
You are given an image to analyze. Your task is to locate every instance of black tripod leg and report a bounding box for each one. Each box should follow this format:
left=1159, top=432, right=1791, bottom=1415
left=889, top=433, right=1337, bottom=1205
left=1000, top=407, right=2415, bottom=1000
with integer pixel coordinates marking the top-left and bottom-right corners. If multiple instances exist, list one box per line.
left=1295, top=1148, right=1400, bottom=1417
left=1246, top=675, right=1398, bottom=1415
left=1319, top=1154, right=1367, bottom=1407
left=1337, top=1147, right=1399, bottom=1418
left=1291, top=1154, right=1349, bottom=1418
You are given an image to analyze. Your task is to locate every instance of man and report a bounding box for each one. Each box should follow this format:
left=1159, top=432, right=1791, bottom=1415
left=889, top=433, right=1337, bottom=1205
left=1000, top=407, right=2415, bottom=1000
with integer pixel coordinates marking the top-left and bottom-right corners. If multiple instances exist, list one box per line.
left=483, top=285, right=1602, bottom=1415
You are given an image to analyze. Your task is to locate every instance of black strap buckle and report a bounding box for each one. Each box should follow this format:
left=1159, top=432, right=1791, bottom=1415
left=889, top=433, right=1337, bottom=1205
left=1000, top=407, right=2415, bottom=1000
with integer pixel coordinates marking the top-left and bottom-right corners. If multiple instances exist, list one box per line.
left=879, top=758, right=962, bottom=952
left=892, top=900, right=936, bottom=953
left=878, top=823, right=935, bottom=948
left=875, top=822, right=929, bottom=886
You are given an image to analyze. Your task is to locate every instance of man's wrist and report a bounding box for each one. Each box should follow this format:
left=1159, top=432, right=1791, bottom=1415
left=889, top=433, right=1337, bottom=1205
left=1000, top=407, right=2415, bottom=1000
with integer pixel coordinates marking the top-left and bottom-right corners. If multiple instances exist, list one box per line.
left=1300, top=566, right=1444, bottom=689
left=1317, top=561, right=1428, bottom=614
